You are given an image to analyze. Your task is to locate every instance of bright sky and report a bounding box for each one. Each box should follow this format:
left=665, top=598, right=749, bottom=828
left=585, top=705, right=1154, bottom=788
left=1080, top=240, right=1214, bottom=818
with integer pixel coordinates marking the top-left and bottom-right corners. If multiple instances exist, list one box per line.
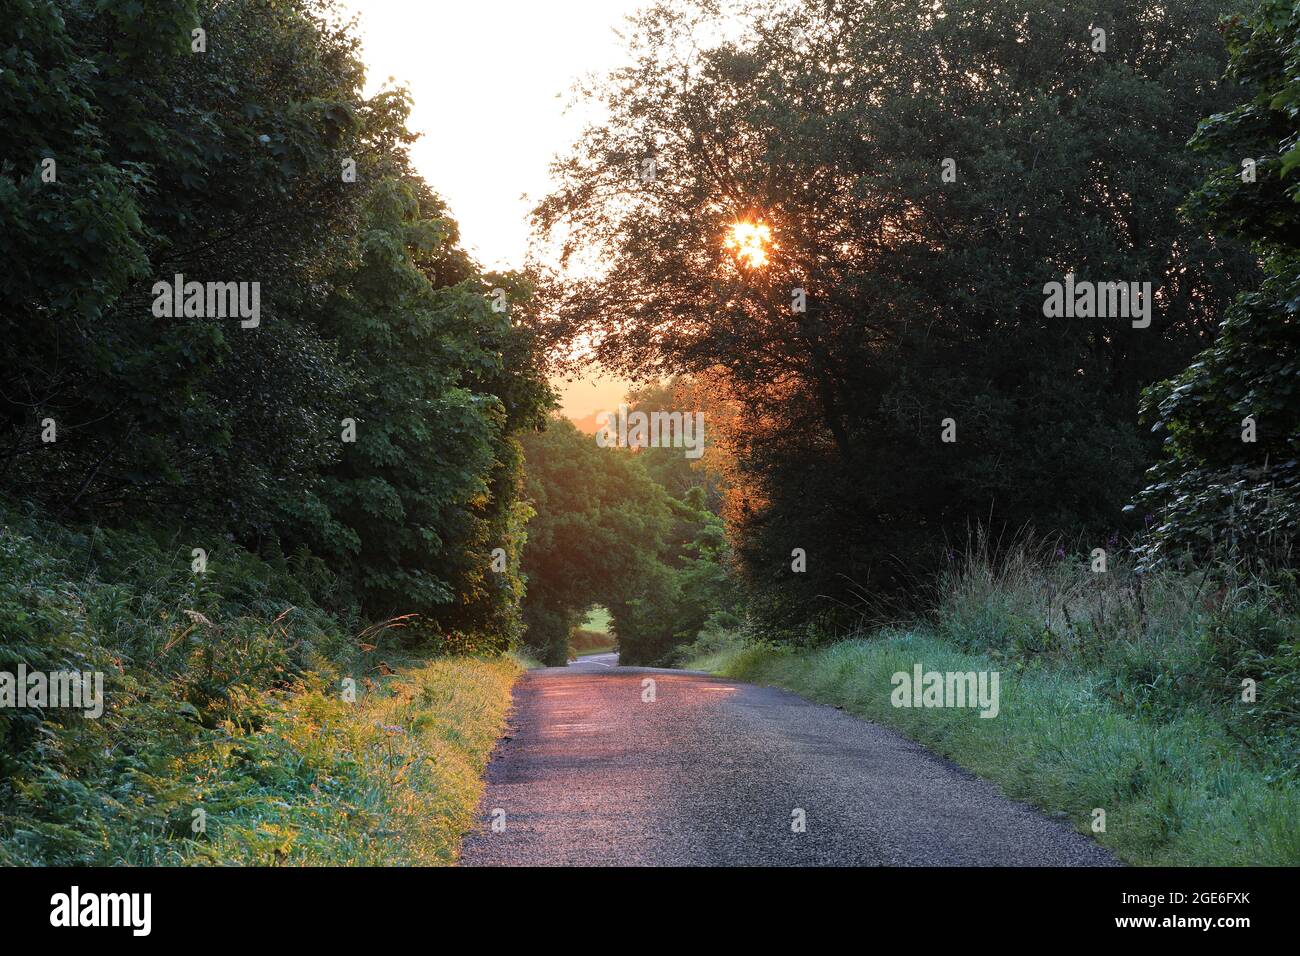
left=336, top=0, right=648, bottom=417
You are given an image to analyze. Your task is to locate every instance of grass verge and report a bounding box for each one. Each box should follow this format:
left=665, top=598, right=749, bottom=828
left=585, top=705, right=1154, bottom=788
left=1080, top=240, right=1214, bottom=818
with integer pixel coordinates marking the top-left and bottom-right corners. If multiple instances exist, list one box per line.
left=0, top=499, right=522, bottom=865
left=686, top=537, right=1300, bottom=867
left=688, top=634, right=1300, bottom=865
left=185, top=653, right=521, bottom=865
left=569, top=628, right=617, bottom=658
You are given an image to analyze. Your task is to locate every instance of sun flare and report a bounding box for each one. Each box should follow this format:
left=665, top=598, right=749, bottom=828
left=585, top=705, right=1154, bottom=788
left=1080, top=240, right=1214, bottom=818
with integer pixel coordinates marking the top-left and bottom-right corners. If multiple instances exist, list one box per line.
left=725, top=221, right=773, bottom=269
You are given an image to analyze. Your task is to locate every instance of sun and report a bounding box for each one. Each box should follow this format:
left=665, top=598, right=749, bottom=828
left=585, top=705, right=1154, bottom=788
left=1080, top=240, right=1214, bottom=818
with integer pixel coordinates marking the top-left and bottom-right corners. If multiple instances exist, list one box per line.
left=725, top=221, right=773, bottom=269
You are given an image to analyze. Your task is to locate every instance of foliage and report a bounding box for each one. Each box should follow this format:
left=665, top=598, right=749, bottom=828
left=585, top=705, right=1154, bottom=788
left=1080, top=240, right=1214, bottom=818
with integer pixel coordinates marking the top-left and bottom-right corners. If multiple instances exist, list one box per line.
left=184, top=652, right=519, bottom=866
left=688, top=542, right=1300, bottom=864
left=517, top=411, right=743, bottom=665
left=1136, top=0, right=1300, bottom=566
left=517, top=418, right=673, bottom=664
left=0, top=0, right=546, bottom=864
left=533, top=0, right=1257, bottom=637
left=622, top=379, right=726, bottom=512
left=311, top=173, right=547, bottom=646
left=695, top=632, right=1300, bottom=865
left=0, top=499, right=342, bottom=863
left=0, top=500, right=521, bottom=865
left=568, top=629, right=617, bottom=657
left=0, top=0, right=549, bottom=646
left=2, top=0, right=361, bottom=532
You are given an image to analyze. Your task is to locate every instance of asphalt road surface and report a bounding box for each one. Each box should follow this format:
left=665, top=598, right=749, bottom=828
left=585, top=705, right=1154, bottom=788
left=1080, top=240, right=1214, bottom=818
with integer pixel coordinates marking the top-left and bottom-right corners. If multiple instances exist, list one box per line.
left=459, top=654, right=1118, bottom=866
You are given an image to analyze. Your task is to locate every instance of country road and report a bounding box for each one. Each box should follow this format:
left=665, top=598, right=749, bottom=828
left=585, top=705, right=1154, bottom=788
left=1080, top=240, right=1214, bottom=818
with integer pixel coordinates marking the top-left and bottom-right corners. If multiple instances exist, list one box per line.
left=459, top=654, right=1119, bottom=866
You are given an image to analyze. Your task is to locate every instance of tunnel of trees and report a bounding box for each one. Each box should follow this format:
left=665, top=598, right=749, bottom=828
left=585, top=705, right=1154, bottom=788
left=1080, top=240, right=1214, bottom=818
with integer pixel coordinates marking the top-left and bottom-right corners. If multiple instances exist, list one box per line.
left=4, top=0, right=1297, bottom=869
left=518, top=396, right=737, bottom=666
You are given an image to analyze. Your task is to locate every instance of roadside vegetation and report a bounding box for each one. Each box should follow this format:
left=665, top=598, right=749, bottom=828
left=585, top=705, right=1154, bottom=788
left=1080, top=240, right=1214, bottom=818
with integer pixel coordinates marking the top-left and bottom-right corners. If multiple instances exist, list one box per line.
left=534, top=0, right=1297, bottom=650
left=568, top=631, right=616, bottom=657
left=183, top=653, right=520, bottom=866
left=517, top=411, right=740, bottom=665
left=3, top=0, right=550, bottom=652
left=533, top=0, right=1277, bottom=641
left=4, top=0, right=1297, bottom=869
left=2, top=0, right=540, bottom=865
left=684, top=540, right=1300, bottom=865
left=569, top=609, right=617, bottom=658
left=0, top=502, right=519, bottom=865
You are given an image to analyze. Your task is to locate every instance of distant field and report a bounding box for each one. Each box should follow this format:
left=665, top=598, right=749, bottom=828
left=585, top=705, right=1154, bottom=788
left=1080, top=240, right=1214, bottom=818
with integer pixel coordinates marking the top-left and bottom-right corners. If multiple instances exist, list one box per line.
left=570, top=630, right=618, bottom=658
left=582, top=606, right=612, bottom=634
left=570, top=607, right=618, bottom=657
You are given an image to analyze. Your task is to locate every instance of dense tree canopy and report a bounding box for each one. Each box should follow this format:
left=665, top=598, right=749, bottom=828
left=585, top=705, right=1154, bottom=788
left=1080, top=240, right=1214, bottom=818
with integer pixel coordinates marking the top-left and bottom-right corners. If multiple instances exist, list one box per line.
left=534, top=0, right=1258, bottom=634
left=5, top=0, right=1291, bottom=666
left=518, top=418, right=671, bottom=663
left=0, top=0, right=549, bottom=648
left=620, top=378, right=726, bottom=510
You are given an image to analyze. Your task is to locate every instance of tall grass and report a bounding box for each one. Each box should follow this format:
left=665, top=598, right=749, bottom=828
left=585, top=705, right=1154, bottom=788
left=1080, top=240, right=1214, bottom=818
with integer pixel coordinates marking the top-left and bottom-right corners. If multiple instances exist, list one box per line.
left=184, top=654, right=520, bottom=865
left=0, top=500, right=520, bottom=865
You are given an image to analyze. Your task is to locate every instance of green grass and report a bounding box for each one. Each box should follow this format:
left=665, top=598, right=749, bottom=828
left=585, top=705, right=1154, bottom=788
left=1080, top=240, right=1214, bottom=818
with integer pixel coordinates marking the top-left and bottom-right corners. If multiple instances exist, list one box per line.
left=569, top=629, right=617, bottom=657
left=184, top=653, right=521, bottom=865
left=685, top=542, right=1300, bottom=866
left=689, top=634, right=1300, bottom=865
left=581, top=606, right=612, bottom=635
left=569, top=606, right=618, bottom=657
left=510, top=648, right=545, bottom=670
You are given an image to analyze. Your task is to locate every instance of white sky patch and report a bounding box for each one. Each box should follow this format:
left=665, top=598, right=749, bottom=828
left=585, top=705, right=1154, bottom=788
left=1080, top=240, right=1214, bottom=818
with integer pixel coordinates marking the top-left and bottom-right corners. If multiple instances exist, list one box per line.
left=336, top=0, right=648, bottom=272
left=334, top=1, right=750, bottom=417
left=336, top=0, right=655, bottom=416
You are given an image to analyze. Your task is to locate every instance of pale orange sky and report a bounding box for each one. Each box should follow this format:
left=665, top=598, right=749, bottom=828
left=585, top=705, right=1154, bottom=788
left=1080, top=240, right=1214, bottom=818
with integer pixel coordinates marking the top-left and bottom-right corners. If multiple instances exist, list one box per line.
left=335, top=0, right=645, bottom=417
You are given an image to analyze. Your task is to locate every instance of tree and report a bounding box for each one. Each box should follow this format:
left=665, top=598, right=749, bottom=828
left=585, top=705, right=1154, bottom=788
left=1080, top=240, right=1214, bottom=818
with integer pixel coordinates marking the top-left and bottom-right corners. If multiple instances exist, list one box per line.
left=518, top=413, right=739, bottom=665
left=621, top=379, right=725, bottom=511
left=312, top=172, right=549, bottom=647
left=1, top=0, right=366, bottom=534
left=0, top=0, right=550, bottom=647
left=533, top=0, right=1257, bottom=635
left=1137, top=0, right=1300, bottom=566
